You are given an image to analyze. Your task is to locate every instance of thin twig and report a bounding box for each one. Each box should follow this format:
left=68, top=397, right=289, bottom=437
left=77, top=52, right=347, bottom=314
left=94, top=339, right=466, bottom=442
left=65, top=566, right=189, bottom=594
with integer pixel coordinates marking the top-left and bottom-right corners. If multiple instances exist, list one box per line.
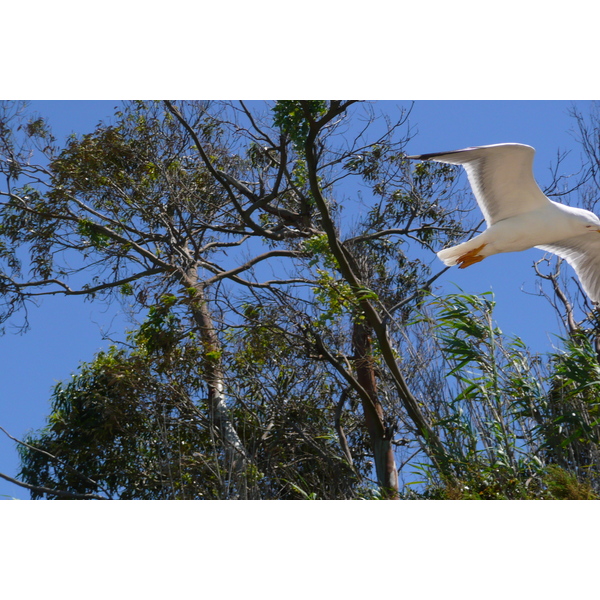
left=0, top=470, right=109, bottom=500
left=334, top=389, right=354, bottom=468
left=0, top=425, right=112, bottom=498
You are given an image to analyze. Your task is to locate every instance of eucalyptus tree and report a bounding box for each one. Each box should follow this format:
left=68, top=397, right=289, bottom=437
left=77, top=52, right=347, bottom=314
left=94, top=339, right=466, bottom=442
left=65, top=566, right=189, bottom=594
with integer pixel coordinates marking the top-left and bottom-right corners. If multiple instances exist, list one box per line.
left=1, top=100, right=472, bottom=498
left=18, top=296, right=372, bottom=499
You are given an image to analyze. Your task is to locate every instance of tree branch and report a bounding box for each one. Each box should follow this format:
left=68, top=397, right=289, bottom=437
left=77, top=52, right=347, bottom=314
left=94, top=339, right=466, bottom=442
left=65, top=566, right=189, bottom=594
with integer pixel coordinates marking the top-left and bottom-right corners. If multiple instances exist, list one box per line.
left=302, top=101, right=454, bottom=481
left=334, top=388, right=354, bottom=468
left=202, top=250, right=303, bottom=287
left=0, top=470, right=109, bottom=500
left=8, top=267, right=167, bottom=298
left=164, top=101, right=286, bottom=241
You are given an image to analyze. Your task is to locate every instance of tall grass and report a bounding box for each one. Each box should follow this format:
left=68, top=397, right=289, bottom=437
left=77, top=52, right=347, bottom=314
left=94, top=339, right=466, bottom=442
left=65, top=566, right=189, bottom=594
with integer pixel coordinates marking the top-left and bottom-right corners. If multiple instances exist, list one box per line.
left=407, top=292, right=600, bottom=499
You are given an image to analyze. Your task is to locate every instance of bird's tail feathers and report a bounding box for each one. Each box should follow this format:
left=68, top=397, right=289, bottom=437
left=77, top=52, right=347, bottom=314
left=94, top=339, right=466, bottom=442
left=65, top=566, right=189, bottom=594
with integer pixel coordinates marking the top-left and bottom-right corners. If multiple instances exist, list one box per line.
left=437, top=246, right=461, bottom=266
left=437, top=238, right=484, bottom=266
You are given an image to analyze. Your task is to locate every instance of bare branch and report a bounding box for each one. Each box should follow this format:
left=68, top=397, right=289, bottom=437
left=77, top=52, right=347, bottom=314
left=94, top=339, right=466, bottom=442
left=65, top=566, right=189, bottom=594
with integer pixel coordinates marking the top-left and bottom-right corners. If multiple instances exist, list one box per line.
left=7, top=267, right=167, bottom=298
left=202, top=250, right=303, bottom=287
left=0, top=425, right=111, bottom=497
left=533, top=257, right=579, bottom=335
left=0, top=470, right=109, bottom=500
left=386, top=265, right=451, bottom=316
left=164, top=101, right=285, bottom=241
left=334, top=388, right=354, bottom=468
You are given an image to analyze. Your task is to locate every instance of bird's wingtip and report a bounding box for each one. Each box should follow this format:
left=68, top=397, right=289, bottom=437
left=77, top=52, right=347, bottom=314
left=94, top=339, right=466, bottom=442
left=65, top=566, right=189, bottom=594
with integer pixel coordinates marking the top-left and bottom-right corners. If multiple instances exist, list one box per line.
left=405, top=143, right=536, bottom=162
left=404, top=149, right=472, bottom=161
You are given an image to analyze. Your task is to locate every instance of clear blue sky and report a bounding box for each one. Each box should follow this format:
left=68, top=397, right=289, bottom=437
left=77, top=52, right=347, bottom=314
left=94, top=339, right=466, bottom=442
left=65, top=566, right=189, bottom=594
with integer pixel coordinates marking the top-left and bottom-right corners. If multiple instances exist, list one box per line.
left=0, top=100, right=593, bottom=499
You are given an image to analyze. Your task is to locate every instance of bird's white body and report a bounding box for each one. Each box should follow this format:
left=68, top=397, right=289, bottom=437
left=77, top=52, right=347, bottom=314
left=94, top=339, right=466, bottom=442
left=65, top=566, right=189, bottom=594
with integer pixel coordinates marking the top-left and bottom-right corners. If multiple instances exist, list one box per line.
left=446, top=201, right=600, bottom=259
left=407, top=143, right=600, bottom=303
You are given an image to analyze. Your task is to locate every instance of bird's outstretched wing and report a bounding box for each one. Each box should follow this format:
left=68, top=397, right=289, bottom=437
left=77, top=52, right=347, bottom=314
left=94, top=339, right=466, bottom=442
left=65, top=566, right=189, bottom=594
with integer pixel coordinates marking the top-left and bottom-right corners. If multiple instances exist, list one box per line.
left=407, top=143, right=550, bottom=226
left=537, top=234, right=600, bottom=304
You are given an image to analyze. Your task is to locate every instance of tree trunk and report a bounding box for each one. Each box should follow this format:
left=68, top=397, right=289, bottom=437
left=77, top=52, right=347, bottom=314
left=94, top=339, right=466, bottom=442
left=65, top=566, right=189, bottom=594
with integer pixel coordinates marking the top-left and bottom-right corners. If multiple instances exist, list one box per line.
left=352, top=319, right=399, bottom=498
left=184, top=271, right=250, bottom=499
left=303, top=110, right=457, bottom=486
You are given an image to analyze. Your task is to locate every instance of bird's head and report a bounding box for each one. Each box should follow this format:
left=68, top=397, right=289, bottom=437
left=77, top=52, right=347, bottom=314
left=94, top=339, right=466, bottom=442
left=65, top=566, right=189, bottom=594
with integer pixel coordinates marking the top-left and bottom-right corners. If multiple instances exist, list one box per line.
left=583, top=212, right=600, bottom=233
left=573, top=207, right=600, bottom=233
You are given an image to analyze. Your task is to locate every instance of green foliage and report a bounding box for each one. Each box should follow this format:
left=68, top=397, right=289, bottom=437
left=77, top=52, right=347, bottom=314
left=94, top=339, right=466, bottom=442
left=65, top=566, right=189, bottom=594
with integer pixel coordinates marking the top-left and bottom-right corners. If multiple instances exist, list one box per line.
left=224, top=301, right=369, bottom=499
left=401, top=292, right=600, bottom=499
left=302, top=233, right=338, bottom=268
left=134, top=297, right=183, bottom=356
left=77, top=219, right=111, bottom=249
left=406, top=464, right=599, bottom=500
left=25, top=117, right=53, bottom=141
left=18, top=297, right=224, bottom=499
left=18, top=345, right=220, bottom=499
left=421, top=293, right=544, bottom=492
left=543, top=465, right=598, bottom=499
left=536, top=333, right=600, bottom=483
left=18, top=297, right=369, bottom=499
left=272, top=100, right=327, bottom=149
left=312, top=269, right=356, bottom=326
left=120, top=282, right=134, bottom=296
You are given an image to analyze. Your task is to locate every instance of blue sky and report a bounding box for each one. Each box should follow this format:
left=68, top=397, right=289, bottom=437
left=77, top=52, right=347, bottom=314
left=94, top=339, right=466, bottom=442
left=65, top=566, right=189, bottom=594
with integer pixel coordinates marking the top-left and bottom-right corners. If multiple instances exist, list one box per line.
left=0, top=99, right=594, bottom=499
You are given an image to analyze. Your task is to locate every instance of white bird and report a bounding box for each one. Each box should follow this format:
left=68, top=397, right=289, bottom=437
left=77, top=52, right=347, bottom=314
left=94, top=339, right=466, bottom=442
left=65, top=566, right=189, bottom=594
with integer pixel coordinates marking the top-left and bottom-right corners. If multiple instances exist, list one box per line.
left=406, top=143, right=600, bottom=304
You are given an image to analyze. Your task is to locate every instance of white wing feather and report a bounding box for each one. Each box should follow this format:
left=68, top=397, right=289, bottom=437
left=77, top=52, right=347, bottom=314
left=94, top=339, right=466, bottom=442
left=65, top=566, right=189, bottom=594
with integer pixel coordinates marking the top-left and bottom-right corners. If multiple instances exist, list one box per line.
left=537, top=234, right=600, bottom=304
left=407, top=143, right=550, bottom=226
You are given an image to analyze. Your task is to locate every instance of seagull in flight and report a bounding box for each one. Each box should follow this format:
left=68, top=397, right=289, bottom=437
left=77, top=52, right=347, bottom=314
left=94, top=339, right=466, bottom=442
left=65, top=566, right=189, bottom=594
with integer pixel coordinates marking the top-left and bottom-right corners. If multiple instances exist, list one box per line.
left=406, top=143, right=600, bottom=304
